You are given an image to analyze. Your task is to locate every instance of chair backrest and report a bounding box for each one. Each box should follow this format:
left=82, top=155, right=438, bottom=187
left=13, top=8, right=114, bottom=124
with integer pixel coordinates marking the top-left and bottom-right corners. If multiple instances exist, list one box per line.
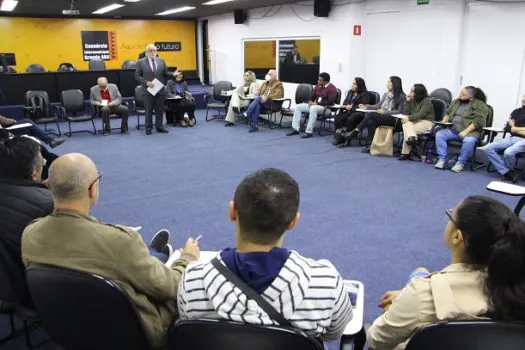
left=0, top=65, right=16, bottom=73
left=0, top=239, right=20, bottom=303
left=212, top=81, right=233, bottom=103
left=57, top=63, right=76, bottom=72
left=134, top=85, right=145, bottom=109
left=169, top=319, right=323, bottom=350
left=60, top=89, right=85, bottom=114
left=368, top=91, right=381, bottom=105
left=294, top=83, right=313, bottom=104
left=430, top=88, right=452, bottom=106
left=25, top=90, right=51, bottom=118
left=26, top=264, right=152, bottom=350
left=89, top=59, right=106, bottom=71
left=26, top=64, right=46, bottom=73
left=121, top=60, right=137, bottom=69
left=334, top=88, right=342, bottom=105
left=486, top=105, right=494, bottom=128
left=430, top=98, right=446, bottom=121
left=405, top=320, right=525, bottom=350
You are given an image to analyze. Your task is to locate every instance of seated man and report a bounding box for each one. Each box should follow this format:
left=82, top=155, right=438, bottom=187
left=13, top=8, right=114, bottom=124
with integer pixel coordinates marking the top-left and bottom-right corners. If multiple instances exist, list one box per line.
left=287, top=72, right=337, bottom=139
left=0, top=137, right=53, bottom=308
left=0, top=114, right=65, bottom=148
left=22, top=153, right=200, bottom=348
left=178, top=168, right=353, bottom=341
left=241, top=69, right=284, bottom=133
left=479, top=95, right=525, bottom=183
left=89, top=77, right=129, bottom=136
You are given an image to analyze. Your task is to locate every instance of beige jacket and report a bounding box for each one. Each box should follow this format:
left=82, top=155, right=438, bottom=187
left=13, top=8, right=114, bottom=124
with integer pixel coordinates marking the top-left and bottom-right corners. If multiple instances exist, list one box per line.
left=367, top=264, right=488, bottom=350
left=236, top=81, right=260, bottom=99
left=22, top=210, right=196, bottom=349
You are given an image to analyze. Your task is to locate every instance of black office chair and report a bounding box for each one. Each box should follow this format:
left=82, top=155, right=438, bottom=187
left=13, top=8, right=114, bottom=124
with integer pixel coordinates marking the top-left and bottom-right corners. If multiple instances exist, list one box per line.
left=89, top=59, right=106, bottom=71
left=133, top=86, right=147, bottom=130
left=57, top=63, right=77, bottom=72
left=316, top=88, right=342, bottom=136
left=0, top=66, right=16, bottom=73
left=26, top=64, right=46, bottom=73
left=26, top=264, right=153, bottom=350
left=91, top=101, right=129, bottom=134
left=59, top=89, right=96, bottom=137
left=368, top=91, right=381, bottom=106
left=23, top=90, right=62, bottom=136
left=430, top=88, right=452, bottom=106
left=405, top=320, right=525, bottom=350
left=121, top=60, right=137, bottom=69
left=280, top=83, right=314, bottom=126
left=418, top=98, right=447, bottom=159
left=205, top=81, right=233, bottom=121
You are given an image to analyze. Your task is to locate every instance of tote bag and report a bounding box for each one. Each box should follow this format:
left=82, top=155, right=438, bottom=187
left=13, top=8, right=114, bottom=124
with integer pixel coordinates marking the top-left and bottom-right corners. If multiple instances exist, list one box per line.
left=370, top=126, right=394, bottom=156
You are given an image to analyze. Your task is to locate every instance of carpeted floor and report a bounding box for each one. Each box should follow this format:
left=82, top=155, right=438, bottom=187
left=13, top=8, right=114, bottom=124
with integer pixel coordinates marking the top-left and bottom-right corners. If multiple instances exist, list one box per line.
left=0, top=109, right=519, bottom=349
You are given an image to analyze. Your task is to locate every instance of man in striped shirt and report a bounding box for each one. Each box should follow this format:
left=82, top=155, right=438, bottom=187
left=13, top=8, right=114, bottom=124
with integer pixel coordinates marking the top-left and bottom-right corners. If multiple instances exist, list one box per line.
left=178, top=168, right=353, bottom=340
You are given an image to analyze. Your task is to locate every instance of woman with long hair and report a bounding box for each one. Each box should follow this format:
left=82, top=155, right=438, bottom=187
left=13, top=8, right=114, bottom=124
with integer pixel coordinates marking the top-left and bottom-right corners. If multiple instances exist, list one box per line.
left=224, top=71, right=260, bottom=127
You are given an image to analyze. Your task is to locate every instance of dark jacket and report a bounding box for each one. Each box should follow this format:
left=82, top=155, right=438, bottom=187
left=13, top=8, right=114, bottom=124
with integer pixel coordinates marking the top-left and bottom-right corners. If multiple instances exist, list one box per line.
left=135, top=57, right=173, bottom=96
left=343, top=91, right=372, bottom=113
left=165, top=80, right=195, bottom=104
left=404, top=97, right=435, bottom=122
left=0, top=178, right=53, bottom=306
left=368, top=92, right=406, bottom=116
left=446, top=98, right=488, bottom=139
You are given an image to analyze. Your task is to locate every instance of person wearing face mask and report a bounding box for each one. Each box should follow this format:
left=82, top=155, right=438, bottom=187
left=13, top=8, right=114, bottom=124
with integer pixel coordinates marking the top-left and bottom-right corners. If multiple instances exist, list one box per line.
left=241, top=70, right=284, bottom=133
left=478, top=95, right=525, bottom=183
left=287, top=72, right=338, bottom=139
left=165, top=72, right=196, bottom=127
left=224, top=71, right=260, bottom=127
left=367, top=195, right=525, bottom=350
left=434, top=86, right=488, bottom=173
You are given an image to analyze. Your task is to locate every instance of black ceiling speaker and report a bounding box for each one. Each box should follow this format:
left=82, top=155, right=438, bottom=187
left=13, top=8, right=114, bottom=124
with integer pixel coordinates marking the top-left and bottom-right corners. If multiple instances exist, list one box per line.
left=314, top=0, right=331, bottom=17
left=234, top=9, right=247, bottom=24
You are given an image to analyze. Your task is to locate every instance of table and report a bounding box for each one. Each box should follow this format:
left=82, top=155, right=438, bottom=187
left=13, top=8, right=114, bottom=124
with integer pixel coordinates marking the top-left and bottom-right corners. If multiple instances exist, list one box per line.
left=486, top=181, right=525, bottom=215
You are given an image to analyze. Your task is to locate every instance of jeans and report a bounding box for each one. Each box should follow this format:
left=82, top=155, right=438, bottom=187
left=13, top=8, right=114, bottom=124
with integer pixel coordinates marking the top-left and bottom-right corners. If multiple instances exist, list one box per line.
left=18, top=118, right=53, bottom=144
left=292, top=103, right=326, bottom=134
left=479, top=136, right=525, bottom=175
left=246, top=96, right=270, bottom=125
left=435, top=128, right=478, bottom=165
left=149, top=247, right=168, bottom=263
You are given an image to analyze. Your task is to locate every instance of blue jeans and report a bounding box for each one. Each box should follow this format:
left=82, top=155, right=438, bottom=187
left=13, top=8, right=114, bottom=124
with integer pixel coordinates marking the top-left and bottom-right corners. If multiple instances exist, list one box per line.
left=435, top=128, right=478, bottom=165
left=149, top=248, right=168, bottom=263
left=18, top=118, right=53, bottom=144
left=479, top=136, right=525, bottom=175
left=246, top=96, right=270, bottom=125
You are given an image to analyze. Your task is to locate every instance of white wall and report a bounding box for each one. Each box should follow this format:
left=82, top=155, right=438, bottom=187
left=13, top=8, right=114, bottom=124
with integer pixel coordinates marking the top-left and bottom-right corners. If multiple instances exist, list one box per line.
left=202, top=0, right=525, bottom=126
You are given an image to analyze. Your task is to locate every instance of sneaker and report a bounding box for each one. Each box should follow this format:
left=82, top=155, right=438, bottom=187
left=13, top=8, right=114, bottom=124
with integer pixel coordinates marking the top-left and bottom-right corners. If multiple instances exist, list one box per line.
left=161, top=243, right=173, bottom=258
left=434, top=160, right=445, bottom=169
left=286, top=130, right=299, bottom=136
left=249, top=125, right=259, bottom=133
left=49, top=137, right=66, bottom=148
left=149, top=229, right=170, bottom=253
left=451, top=163, right=464, bottom=173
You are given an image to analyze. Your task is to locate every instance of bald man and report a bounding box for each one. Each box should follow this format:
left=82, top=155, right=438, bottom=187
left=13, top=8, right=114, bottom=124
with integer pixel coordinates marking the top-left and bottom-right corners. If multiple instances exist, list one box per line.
left=89, top=77, right=129, bottom=135
left=135, top=44, right=176, bottom=135
left=22, top=153, right=200, bottom=348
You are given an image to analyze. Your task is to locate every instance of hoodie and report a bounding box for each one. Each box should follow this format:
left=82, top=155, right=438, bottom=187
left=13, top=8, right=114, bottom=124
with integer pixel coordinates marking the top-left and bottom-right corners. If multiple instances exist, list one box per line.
left=367, top=264, right=488, bottom=350
left=177, top=250, right=353, bottom=340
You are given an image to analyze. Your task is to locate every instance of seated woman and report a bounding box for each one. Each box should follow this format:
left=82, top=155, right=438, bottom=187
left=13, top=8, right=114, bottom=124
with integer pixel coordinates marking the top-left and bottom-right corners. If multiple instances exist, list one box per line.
left=165, top=72, right=196, bottom=127
left=224, top=71, right=260, bottom=127
left=398, top=84, right=435, bottom=161
left=367, top=195, right=525, bottom=350
left=344, top=76, right=405, bottom=153
left=434, top=86, right=488, bottom=173
left=332, top=77, right=371, bottom=147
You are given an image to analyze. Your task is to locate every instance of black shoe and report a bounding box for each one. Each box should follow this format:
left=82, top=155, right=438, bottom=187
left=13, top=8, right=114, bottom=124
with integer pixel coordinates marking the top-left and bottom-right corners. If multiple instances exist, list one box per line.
left=224, top=122, right=235, bottom=127
left=232, top=106, right=239, bottom=114
left=149, top=229, right=170, bottom=253
left=49, top=137, right=66, bottom=148
left=146, top=129, right=152, bottom=135
left=249, top=125, right=259, bottom=133
left=301, top=132, right=313, bottom=139
left=513, top=170, right=521, bottom=184
left=161, top=243, right=173, bottom=257
left=406, top=136, right=417, bottom=146
left=398, top=154, right=410, bottom=161
left=102, top=131, right=111, bottom=136
left=286, top=130, right=299, bottom=136
left=336, top=142, right=347, bottom=149
left=502, top=170, right=515, bottom=182
left=343, top=129, right=359, bottom=140
left=362, top=147, right=370, bottom=154
left=157, top=127, right=169, bottom=133
left=409, top=153, right=422, bottom=162
left=121, top=128, right=129, bottom=134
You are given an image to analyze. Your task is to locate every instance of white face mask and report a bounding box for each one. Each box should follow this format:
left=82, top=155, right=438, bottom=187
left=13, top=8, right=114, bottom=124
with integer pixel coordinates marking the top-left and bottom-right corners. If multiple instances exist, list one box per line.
left=265, top=74, right=272, bottom=82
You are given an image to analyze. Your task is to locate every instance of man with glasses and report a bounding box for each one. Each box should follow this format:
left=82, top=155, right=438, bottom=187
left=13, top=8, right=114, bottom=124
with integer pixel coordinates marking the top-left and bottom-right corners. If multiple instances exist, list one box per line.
left=22, top=153, right=200, bottom=348
left=135, top=44, right=178, bottom=135
left=0, top=136, right=52, bottom=309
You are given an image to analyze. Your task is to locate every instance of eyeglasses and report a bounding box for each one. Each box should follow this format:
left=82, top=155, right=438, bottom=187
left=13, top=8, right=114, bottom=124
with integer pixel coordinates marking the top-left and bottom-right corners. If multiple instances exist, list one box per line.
left=444, top=208, right=458, bottom=227
left=88, top=171, right=103, bottom=191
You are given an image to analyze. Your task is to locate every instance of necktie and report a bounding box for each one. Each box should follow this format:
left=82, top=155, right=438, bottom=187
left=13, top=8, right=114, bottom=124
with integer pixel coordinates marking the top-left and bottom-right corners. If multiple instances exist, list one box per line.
left=151, top=59, right=157, bottom=77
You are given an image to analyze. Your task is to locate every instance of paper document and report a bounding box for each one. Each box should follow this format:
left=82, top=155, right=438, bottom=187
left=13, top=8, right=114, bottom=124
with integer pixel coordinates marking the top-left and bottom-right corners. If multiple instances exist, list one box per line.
left=101, top=99, right=109, bottom=106
left=167, top=96, right=182, bottom=100
left=392, top=114, right=405, bottom=119
left=147, top=78, right=164, bottom=96
left=165, top=250, right=218, bottom=267
left=6, top=123, right=33, bottom=131
left=356, top=108, right=376, bottom=113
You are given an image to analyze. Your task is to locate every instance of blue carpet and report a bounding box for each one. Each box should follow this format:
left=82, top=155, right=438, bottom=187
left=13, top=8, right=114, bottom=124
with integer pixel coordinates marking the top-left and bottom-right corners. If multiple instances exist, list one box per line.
left=0, top=110, right=519, bottom=349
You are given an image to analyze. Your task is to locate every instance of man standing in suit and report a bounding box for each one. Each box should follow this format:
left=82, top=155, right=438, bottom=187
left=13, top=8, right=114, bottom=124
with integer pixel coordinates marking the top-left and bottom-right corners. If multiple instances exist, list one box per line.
left=90, top=77, right=129, bottom=136
left=135, top=44, right=174, bottom=135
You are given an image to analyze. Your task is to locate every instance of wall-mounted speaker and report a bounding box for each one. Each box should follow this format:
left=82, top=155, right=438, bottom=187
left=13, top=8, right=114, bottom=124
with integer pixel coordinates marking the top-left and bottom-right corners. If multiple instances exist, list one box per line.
left=314, top=0, right=331, bottom=17
left=234, top=9, right=247, bottom=24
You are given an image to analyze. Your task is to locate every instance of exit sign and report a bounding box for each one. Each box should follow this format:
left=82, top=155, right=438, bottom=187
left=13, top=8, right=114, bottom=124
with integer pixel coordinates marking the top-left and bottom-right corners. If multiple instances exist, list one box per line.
left=417, top=0, right=429, bottom=4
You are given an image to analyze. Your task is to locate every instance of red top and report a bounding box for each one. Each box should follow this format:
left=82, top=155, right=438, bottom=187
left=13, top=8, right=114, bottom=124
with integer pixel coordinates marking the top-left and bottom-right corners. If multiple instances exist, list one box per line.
left=100, top=89, right=111, bottom=103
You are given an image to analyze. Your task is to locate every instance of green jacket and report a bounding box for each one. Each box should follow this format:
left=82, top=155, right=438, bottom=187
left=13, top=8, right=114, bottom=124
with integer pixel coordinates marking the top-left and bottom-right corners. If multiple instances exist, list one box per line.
left=446, top=98, right=488, bottom=139
left=404, top=97, right=435, bottom=122
left=22, top=210, right=196, bottom=349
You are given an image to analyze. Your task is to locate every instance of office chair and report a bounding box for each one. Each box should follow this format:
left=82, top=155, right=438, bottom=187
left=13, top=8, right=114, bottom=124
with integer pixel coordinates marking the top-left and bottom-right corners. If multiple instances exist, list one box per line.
left=316, top=88, right=343, bottom=136
left=280, top=83, right=314, bottom=127
left=368, top=91, right=381, bottom=106
left=0, top=66, right=16, bottom=73
left=23, top=90, right=62, bottom=136
left=121, top=60, right=137, bottom=69
left=205, top=81, right=233, bottom=121
left=57, top=63, right=77, bottom=72
left=26, top=64, right=46, bottom=73
left=89, top=59, right=106, bottom=71
left=133, top=85, right=147, bottom=129
left=26, top=264, right=153, bottom=350
left=405, top=320, right=525, bottom=350
left=417, top=98, right=447, bottom=160
left=59, top=89, right=96, bottom=137
left=430, top=88, right=452, bottom=106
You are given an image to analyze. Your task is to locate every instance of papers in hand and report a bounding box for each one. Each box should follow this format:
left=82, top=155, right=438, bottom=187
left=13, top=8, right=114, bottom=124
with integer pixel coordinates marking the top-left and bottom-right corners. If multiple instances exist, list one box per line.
left=101, top=99, right=109, bottom=107
left=433, top=121, right=453, bottom=125
left=147, top=78, right=164, bottom=96
left=6, top=123, right=33, bottom=131
left=391, top=114, right=405, bottom=119
left=356, top=108, right=376, bottom=112
left=165, top=250, right=218, bottom=267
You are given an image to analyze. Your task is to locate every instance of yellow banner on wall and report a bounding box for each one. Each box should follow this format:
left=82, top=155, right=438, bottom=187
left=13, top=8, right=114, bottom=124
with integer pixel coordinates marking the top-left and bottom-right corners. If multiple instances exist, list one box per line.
left=0, top=17, right=197, bottom=71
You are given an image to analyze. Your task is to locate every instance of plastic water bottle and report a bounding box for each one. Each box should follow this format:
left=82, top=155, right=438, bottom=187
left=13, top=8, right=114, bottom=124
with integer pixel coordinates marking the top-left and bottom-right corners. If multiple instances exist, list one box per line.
left=425, top=140, right=434, bottom=164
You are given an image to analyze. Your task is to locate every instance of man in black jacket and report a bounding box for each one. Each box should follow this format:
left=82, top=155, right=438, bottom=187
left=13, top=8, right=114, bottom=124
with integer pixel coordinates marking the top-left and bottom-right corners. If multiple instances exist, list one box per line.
left=0, top=136, right=53, bottom=307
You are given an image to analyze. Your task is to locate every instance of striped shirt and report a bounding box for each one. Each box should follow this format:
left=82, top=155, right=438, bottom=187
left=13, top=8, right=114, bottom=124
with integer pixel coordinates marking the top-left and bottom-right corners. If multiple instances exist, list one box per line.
left=177, top=250, right=353, bottom=339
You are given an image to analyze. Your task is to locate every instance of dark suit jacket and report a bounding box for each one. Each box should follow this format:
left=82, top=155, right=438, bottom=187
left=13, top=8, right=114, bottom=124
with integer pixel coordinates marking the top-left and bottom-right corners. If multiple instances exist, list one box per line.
left=135, top=57, right=173, bottom=96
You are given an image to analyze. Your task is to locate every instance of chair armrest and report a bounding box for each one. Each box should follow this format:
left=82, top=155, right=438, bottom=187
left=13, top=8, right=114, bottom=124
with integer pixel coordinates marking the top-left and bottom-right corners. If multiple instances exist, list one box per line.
left=482, top=127, right=505, bottom=143
left=340, top=326, right=367, bottom=350
left=280, top=98, right=292, bottom=109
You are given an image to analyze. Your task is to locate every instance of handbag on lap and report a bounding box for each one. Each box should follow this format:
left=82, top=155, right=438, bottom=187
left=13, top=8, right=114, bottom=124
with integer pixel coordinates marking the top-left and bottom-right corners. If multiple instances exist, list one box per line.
left=370, top=126, right=394, bottom=156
